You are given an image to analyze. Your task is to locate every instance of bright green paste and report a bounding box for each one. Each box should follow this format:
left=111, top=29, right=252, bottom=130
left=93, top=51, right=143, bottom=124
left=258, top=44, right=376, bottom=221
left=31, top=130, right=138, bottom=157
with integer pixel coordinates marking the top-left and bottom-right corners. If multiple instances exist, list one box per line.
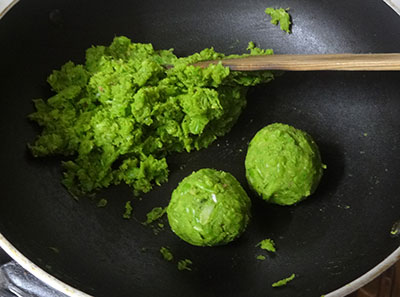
left=257, top=238, right=276, bottom=252
left=256, top=255, right=266, bottom=261
left=167, top=168, right=251, bottom=246
left=28, top=36, right=274, bottom=197
left=245, top=123, right=324, bottom=205
left=272, top=273, right=296, bottom=287
left=265, top=8, right=292, bottom=34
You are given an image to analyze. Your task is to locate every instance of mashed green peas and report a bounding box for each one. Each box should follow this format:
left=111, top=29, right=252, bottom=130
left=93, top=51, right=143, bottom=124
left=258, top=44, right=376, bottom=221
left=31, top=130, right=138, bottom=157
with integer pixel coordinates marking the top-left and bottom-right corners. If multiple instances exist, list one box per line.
left=167, top=169, right=251, bottom=246
left=265, top=8, right=292, bottom=34
left=28, top=36, right=275, bottom=197
left=245, top=123, right=324, bottom=205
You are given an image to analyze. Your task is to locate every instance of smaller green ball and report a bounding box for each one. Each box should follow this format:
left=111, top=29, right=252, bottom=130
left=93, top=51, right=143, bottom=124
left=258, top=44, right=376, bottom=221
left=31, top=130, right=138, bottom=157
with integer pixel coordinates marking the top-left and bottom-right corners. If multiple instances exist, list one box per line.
left=167, top=168, right=251, bottom=246
left=245, top=123, right=325, bottom=206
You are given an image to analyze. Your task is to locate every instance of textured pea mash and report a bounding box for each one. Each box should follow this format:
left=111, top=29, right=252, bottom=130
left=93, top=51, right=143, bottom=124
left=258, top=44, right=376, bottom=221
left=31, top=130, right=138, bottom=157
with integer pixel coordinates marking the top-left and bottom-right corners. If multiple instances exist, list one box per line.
left=265, top=8, right=292, bottom=34
left=167, top=168, right=251, bottom=246
left=245, top=123, right=324, bottom=205
left=28, top=36, right=274, bottom=197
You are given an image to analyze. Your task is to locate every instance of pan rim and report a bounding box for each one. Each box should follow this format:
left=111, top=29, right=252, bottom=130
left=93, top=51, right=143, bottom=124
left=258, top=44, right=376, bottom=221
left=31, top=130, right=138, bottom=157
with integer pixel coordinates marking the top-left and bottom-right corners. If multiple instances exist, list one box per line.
left=1, top=231, right=399, bottom=296
left=325, top=245, right=400, bottom=296
left=0, top=0, right=19, bottom=20
left=0, top=233, right=92, bottom=297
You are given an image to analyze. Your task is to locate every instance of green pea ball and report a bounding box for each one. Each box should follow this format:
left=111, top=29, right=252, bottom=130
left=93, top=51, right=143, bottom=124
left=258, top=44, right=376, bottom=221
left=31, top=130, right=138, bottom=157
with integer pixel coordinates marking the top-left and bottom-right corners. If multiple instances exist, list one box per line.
left=167, top=168, right=251, bottom=246
left=245, top=123, right=325, bottom=205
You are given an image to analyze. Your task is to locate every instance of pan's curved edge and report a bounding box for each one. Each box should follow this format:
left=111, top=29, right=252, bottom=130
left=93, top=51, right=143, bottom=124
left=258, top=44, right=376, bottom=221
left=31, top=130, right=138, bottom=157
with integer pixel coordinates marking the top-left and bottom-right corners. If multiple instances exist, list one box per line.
left=325, top=245, right=400, bottom=297
left=0, top=0, right=19, bottom=20
left=0, top=233, right=92, bottom=297
left=1, top=230, right=399, bottom=297
left=384, top=0, right=400, bottom=16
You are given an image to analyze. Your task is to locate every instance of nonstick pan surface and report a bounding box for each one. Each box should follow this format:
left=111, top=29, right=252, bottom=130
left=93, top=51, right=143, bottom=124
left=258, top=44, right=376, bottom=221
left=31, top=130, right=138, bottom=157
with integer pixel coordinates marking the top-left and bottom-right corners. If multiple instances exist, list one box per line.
left=0, top=0, right=400, bottom=296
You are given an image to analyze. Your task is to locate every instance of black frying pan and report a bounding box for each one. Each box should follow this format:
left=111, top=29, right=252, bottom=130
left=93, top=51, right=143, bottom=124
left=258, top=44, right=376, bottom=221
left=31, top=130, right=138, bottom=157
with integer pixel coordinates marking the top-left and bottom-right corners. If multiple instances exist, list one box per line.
left=0, top=0, right=400, bottom=296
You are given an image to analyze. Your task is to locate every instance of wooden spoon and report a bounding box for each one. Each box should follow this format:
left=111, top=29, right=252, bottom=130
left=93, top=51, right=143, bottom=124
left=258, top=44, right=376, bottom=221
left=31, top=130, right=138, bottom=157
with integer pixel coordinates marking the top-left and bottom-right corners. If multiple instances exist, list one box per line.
left=192, top=53, right=400, bottom=71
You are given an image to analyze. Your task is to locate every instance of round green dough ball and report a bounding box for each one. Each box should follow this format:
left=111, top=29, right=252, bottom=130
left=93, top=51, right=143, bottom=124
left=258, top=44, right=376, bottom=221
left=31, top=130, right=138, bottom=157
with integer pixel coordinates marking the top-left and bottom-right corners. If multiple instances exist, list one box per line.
left=245, top=123, right=325, bottom=206
left=167, top=168, right=251, bottom=246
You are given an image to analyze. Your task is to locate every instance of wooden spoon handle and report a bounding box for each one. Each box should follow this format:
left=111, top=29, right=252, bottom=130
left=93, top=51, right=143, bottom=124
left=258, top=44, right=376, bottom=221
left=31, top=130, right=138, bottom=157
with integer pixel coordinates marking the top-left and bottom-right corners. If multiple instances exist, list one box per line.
left=193, top=53, right=400, bottom=71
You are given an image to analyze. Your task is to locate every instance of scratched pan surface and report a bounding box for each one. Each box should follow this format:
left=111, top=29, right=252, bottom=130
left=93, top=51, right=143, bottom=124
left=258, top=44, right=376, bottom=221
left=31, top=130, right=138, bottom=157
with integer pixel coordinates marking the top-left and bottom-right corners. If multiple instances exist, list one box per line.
left=0, top=0, right=400, bottom=296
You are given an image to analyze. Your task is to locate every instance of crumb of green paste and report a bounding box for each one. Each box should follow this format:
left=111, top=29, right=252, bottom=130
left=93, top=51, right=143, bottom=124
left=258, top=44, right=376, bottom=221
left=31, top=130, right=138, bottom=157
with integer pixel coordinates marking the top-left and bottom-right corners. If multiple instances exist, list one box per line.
left=97, top=199, right=107, bottom=207
left=272, top=273, right=296, bottom=287
left=177, top=259, right=193, bottom=271
left=391, top=220, right=400, bottom=237
left=123, top=201, right=133, bottom=219
left=265, top=7, right=292, bottom=33
left=256, top=255, right=266, bottom=261
left=144, top=207, right=167, bottom=225
left=160, top=247, right=173, bottom=261
left=256, top=238, right=276, bottom=252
